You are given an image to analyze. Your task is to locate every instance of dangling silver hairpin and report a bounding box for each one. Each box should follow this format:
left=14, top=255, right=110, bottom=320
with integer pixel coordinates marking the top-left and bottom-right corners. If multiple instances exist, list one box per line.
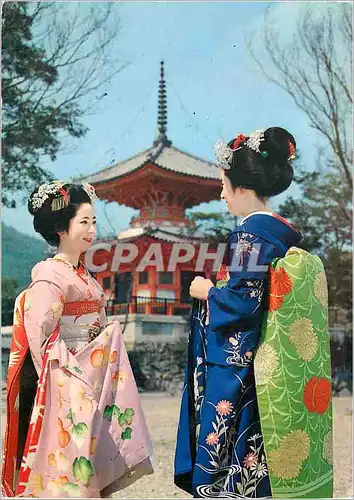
left=82, top=183, right=98, bottom=203
left=213, top=139, right=233, bottom=169
left=246, top=129, right=265, bottom=153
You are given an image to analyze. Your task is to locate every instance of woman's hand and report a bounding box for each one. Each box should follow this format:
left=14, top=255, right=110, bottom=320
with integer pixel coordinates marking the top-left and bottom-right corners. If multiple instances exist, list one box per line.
left=189, top=276, right=214, bottom=300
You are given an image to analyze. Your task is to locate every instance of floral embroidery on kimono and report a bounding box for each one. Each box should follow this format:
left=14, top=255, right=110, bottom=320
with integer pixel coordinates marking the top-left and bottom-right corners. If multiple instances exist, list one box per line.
left=174, top=213, right=303, bottom=498
left=224, top=333, right=254, bottom=367
left=2, top=259, right=153, bottom=498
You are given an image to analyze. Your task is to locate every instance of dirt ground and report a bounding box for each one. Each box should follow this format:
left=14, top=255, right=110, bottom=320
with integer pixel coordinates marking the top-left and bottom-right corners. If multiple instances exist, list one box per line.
left=1, top=394, right=352, bottom=498
left=113, top=394, right=353, bottom=499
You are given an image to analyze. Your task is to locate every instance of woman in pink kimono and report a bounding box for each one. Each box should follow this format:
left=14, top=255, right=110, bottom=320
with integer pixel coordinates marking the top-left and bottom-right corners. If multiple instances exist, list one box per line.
left=2, top=182, right=153, bottom=498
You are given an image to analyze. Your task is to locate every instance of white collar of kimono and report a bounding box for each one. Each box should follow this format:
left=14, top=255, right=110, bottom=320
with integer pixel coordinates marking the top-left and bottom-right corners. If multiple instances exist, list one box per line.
left=240, top=211, right=275, bottom=225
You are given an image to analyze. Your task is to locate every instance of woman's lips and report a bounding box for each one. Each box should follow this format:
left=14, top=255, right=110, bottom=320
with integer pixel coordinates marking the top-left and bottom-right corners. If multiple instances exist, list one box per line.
left=83, top=238, right=93, bottom=243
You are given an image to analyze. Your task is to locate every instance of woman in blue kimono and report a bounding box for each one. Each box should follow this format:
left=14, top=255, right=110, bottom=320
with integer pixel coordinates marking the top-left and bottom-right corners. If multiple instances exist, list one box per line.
left=174, top=127, right=302, bottom=498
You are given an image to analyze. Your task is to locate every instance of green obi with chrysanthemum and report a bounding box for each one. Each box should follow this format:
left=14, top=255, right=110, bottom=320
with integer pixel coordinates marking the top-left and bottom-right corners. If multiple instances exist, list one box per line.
left=254, top=246, right=333, bottom=498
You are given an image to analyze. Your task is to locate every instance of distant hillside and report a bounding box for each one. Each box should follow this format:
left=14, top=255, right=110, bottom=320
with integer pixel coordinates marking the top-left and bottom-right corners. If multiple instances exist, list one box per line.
left=2, top=224, right=48, bottom=293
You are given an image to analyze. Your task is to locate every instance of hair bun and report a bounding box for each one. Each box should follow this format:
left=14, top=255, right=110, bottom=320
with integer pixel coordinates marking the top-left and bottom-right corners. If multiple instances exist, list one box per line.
left=262, top=127, right=296, bottom=165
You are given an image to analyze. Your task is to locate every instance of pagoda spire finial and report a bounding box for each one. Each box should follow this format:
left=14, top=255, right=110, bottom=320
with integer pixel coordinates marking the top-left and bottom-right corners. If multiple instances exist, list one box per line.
left=154, top=60, right=171, bottom=147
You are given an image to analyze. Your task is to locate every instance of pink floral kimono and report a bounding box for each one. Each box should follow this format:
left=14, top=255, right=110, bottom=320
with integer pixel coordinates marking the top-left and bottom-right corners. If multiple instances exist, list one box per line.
left=2, top=258, right=153, bottom=498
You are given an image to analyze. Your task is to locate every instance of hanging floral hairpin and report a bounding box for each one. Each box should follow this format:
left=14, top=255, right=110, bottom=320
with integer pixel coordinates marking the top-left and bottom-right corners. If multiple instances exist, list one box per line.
left=51, top=186, right=71, bottom=211
left=213, top=139, right=233, bottom=169
left=82, top=183, right=98, bottom=203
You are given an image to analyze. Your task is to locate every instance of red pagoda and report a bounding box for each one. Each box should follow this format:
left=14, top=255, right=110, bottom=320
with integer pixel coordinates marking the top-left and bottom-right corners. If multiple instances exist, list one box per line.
left=80, top=62, right=221, bottom=340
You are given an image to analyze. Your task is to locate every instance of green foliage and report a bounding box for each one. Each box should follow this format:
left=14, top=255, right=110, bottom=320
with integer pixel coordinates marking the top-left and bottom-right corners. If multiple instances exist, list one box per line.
left=2, top=2, right=124, bottom=207
left=280, top=169, right=351, bottom=253
left=2, top=223, right=47, bottom=292
left=2, top=278, right=19, bottom=299
left=2, top=3, right=86, bottom=206
left=103, top=404, right=135, bottom=427
left=72, top=457, right=94, bottom=487
left=185, top=211, right=238, bottom=243
left=118, top=408, right=135, bottom=426
left=121, top=427, right=132, bottom=440
left=2, top=223, right=47, bottom=325
left=72, top=422, right=89, bottom=437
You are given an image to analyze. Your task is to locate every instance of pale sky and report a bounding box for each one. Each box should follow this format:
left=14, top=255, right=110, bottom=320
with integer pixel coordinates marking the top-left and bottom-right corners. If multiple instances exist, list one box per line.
left=3, top=1, right=331, bottom=239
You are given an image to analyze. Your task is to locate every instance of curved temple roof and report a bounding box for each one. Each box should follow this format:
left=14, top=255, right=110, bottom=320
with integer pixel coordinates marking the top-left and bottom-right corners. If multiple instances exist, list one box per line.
left=78, top=141, right=220, bottom=185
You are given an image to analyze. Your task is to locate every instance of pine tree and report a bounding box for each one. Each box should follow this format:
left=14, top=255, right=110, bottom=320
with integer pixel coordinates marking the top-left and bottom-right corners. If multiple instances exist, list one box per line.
left=2, top=2, right=125, bottom=207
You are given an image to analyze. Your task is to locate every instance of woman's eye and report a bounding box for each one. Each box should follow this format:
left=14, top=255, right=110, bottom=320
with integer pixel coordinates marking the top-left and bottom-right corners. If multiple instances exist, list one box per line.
left=81, top=221, right=88, bottom=224
left=93, top=220, right=97, bottom=225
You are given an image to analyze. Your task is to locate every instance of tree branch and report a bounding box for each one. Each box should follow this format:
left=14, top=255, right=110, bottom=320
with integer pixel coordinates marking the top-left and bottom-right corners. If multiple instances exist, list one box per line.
left=246, top=4, right=352, bottom=186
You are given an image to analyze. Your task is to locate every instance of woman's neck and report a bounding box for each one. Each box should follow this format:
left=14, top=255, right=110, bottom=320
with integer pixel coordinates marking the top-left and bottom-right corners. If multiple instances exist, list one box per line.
left=55, top=247, right=80, bottom=268
left=242, top=200, right=272, bottom=219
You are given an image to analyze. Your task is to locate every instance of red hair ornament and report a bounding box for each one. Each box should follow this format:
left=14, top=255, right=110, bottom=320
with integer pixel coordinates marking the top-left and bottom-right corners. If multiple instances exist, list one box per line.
left=232, top=134, right=247, bottom=150
left=288, top=140, right=296, bottom=160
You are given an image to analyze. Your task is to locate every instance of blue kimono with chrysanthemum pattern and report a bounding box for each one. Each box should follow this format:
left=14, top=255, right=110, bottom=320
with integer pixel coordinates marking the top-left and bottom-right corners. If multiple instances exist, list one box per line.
left=174, top=213, right=302, bottom=498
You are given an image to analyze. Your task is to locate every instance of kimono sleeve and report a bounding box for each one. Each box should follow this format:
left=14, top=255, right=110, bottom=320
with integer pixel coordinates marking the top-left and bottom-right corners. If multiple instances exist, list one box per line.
left=24, top=277, right=66, bottom=375
left=207, top=231, right=277, bottom=335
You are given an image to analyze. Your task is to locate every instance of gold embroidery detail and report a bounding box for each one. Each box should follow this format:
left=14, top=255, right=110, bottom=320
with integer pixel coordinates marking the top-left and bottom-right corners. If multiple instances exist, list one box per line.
left=288, top=317, right=318, bottom=361
left=254, top=343, right=279, bottom=385
left=268, top=430, right=310, bottom=479
left=322, top=430, right=333, bottom=465
left=314, top=271, right=328, bottom=308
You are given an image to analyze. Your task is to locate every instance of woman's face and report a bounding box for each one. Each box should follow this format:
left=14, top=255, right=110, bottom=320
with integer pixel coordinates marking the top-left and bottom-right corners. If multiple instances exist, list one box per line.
left=220, top=170, right=247, bottom=217
left=59, top=203, right=97, bottom=253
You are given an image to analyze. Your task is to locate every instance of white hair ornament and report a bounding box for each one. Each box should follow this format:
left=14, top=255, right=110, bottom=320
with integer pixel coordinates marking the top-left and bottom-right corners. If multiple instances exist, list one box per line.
left=246, top=129, right=266, bottom=153
left=213, top=139, right=233, bottom=169
left=30, top=181, right=98, bottom=212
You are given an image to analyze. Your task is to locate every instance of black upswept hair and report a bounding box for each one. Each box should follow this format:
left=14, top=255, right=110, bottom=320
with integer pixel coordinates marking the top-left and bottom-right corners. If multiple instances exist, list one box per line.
left=28, top=183, right=92, bottom=246
left=224, top=127, right=296, bottom=199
